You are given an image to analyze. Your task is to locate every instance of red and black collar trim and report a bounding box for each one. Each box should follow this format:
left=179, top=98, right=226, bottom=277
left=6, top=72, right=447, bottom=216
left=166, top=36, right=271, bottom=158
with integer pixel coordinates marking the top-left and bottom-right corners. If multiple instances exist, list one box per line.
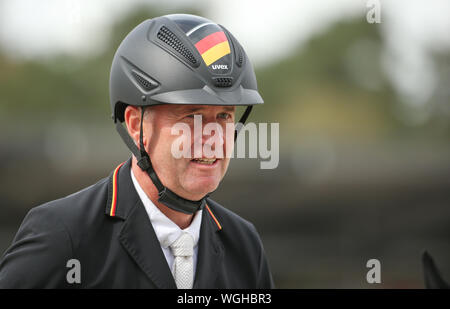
left=105, top=160, right=132, bottom=219
left=109, top=161, right=125, bottom=217
left=205, top=204, right=222, bottom=231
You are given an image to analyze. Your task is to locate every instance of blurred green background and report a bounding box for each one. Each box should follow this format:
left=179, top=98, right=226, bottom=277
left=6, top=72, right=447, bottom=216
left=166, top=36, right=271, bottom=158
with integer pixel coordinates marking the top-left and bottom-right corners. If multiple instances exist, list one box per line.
left=0, top=0, right=449, bottom=288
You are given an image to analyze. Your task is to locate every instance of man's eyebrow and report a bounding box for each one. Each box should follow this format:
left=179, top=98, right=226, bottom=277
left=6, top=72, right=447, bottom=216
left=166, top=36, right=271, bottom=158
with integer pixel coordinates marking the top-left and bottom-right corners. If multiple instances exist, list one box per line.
left=221, top=106, right=236, bottom=112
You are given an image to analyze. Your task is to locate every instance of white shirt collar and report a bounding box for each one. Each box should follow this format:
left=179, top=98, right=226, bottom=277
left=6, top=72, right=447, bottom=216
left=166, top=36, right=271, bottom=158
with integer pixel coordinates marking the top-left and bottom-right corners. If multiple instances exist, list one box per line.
left=130, top=168, right=202, bottom=249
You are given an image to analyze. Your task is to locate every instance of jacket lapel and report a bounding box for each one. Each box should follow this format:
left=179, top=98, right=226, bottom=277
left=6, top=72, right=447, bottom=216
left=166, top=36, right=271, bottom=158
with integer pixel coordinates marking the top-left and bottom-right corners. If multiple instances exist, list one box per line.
left=118, top=199, right=177, bottom=289
left=105, top=158, right=176, bottom=289
left=193, top=202, right=224, bottom=288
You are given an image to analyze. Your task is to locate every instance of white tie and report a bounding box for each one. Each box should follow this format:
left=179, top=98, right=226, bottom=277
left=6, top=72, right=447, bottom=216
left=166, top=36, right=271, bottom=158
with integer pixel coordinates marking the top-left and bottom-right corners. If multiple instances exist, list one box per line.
left=170, top=233, right=194, bottom=289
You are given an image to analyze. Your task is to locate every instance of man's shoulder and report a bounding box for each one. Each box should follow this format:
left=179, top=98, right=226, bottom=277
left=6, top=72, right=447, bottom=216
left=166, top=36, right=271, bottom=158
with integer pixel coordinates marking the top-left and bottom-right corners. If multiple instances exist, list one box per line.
left=0, top=175, right=112, bottom=288
left=25, top=176, right=110, bottom=239
left=34, top=176, right=109, bottom=217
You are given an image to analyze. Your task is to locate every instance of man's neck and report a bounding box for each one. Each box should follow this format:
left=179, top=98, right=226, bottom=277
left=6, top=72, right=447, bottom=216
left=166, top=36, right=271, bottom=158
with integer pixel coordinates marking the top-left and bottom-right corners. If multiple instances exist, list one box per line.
left=131, top=158, right=193, bottom=229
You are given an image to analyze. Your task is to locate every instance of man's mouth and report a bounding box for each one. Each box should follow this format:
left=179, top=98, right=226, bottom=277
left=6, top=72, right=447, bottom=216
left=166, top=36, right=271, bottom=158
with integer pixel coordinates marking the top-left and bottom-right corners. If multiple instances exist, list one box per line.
left=191, top=158, right=218, bottom=165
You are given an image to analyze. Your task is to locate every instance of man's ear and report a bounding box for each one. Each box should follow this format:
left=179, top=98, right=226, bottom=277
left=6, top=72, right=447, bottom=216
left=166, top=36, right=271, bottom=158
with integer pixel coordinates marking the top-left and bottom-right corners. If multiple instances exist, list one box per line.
left=124, top=105, right=142, bottom=146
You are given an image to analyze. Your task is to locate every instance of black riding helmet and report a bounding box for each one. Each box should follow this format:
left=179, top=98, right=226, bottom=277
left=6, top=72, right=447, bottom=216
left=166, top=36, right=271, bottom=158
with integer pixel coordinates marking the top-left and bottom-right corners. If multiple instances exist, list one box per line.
left=110, top=14, right=263, bottom=214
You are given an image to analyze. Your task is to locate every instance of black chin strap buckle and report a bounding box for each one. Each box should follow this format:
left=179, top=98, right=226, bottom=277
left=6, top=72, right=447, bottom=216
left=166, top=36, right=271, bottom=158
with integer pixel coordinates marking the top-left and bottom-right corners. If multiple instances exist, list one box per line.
left=137, top=155, right=151, bottom=171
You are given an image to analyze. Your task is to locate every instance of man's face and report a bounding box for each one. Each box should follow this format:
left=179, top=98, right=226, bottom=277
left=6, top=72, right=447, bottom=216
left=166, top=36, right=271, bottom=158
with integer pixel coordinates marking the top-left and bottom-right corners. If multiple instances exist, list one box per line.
left=143, top=104, right=235, bottom=201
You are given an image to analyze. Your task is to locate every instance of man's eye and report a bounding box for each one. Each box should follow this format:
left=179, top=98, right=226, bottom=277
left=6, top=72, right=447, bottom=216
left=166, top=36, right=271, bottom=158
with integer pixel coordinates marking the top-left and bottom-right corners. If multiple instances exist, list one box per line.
left=218, top=113, right=231, bottom=120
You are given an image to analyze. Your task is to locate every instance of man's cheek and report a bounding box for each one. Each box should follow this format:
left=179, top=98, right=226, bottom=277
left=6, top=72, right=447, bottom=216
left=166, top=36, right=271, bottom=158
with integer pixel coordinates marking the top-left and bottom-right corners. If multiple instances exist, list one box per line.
left=224, top=122, right=235, bottom=159
left=223, top=157, right=231, bottom=170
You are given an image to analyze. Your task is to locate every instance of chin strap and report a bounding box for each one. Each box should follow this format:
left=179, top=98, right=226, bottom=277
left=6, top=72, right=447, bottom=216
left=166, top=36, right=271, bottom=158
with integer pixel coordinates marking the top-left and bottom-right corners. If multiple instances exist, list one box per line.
left=115, top=105, right=253, bottom=214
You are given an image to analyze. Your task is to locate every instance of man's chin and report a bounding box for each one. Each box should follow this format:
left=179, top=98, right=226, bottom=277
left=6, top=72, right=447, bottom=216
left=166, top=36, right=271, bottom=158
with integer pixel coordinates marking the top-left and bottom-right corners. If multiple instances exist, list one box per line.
left=182, top=178, right=220, bottom=200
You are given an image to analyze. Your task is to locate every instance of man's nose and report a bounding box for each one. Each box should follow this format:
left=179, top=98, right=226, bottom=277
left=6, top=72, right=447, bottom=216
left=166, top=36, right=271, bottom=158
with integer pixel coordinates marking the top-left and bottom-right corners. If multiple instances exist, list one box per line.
left=192, top=121, right=225, bottom=152
left=204, top=122, right=224, bottom=138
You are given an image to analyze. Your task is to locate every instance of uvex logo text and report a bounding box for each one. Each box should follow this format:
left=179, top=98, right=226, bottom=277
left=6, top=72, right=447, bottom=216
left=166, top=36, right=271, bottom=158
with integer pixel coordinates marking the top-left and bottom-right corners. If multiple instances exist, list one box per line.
left=211, top=64, right=228, bottom=70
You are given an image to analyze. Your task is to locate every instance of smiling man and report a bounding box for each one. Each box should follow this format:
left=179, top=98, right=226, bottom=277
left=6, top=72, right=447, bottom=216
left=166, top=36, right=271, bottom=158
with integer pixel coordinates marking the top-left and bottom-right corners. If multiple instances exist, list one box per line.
left=130, top=104, right=236, bottom=207
left=0, top=14, right=274, bottom=289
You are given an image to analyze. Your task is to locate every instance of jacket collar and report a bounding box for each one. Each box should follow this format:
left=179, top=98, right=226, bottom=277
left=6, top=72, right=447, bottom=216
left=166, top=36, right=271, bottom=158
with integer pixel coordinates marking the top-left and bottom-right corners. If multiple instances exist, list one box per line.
left=105, top=158, right=137, bottom=220
left=104, top=158, right=224, bottom=288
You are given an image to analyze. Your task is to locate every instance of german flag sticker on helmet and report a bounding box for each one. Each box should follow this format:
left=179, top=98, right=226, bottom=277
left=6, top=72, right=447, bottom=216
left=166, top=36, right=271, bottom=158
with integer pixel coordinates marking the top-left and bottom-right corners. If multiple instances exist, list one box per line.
left=167, top=14, right=233, bottom=74
left=194, top=31, right=230, bottom=66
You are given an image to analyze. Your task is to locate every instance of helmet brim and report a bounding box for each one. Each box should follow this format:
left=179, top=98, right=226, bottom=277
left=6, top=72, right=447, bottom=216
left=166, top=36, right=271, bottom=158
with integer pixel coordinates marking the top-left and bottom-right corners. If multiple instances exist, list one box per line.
left=149, top=85, right=263, bottom=106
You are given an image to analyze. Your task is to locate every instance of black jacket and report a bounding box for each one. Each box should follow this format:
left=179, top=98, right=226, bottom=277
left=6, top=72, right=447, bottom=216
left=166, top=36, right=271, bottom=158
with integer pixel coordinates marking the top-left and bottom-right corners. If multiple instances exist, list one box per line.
left=0, top=159, right=274, bottom=288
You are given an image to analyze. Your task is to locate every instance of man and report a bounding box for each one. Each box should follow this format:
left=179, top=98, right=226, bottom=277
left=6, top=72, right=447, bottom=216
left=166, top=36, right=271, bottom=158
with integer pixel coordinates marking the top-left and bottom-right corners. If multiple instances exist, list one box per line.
left=0, top=14, right=274, bottom=288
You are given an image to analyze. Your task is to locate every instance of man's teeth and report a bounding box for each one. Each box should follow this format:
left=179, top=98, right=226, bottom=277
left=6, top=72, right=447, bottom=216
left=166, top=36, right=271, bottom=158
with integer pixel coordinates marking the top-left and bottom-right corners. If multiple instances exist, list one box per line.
left=192, top=158, right=217, bottom=165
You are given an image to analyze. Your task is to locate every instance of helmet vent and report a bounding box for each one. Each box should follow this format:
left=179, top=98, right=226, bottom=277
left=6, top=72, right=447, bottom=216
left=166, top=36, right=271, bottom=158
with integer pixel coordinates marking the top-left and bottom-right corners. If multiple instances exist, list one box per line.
left=131, top=70, right=158, bottom=91
left=213, top=77, right=233, bottom=87
left=237, top=52, right=243, bottom=67
left=157, top=26, right=198, bottom=67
